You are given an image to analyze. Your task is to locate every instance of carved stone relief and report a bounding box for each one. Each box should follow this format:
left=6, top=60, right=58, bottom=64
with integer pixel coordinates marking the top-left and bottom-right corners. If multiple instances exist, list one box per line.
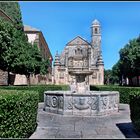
left=67, top=98, right=74, bottom=110
left=44, top=91, right=119, bottom=116
left=58, top=96, right=64, bottom=109
left=45, top=95, right=51, bottom=107
left=75, top=47, right=82, bottom=55
left=45, top=94, right=64, bottom=109
left=74, top=97, right=89, bottom=110
left=88, top=96, right=99, bottom=110
left=73, top=60, right=83, bottom=67
left=108, top=95, right=118, bottom=109
left=100, top=96, right=108, bottom=110
left=51, top=96, right=58, bottom=108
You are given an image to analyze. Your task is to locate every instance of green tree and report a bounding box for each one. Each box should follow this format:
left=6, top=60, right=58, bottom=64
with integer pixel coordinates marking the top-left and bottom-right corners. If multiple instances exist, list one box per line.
left=0, top=2, right=50, bottom=86
left=104, top=69, right=112, bottom=85
left=40, top=59, right=49, bottom=75
left=0, top=19, right=31, bottom=85
left=0, top=19, right=49, bottom=86
left=12, top=43, right=42, bottom=86
left=0, top=19, right=18, bottom=85
left=112, top=60, right=122, bottom=85
left=0, top=2, right=23, bottom=31
left=12, top=42, right=50, bottom=86
left=104, top=67, right=121, bottom=85
left=119, top=36, right=140, bottom=86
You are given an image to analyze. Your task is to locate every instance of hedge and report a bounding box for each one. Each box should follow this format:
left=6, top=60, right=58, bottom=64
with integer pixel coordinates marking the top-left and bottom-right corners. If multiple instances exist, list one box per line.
left=130, top=91, right=140, bottom=134
left=0, top=84, right=139, bottom=104
left=90, top=85, right=140, bottom=104
left=0, top=90, right=39, bottom=138
left=0, top=85, right=69, bottom=102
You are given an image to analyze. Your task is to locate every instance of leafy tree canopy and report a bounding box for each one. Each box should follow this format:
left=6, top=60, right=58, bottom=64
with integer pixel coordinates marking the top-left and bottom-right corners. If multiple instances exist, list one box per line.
left=119, top=36, right=140, bottom=78
left=0, top=19, right=49, bottom=85
left=0, top=2, right=23, bottom=31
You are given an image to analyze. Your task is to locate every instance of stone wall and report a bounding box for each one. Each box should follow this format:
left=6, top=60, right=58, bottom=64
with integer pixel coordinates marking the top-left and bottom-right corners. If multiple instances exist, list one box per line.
left=0, top=70, right=8, bottom=85
left=13, top=74, right=27, bottom=85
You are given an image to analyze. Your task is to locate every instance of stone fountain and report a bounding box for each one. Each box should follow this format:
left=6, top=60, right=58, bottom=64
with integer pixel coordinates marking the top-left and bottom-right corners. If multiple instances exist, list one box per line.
left=44, top=45, right=119, bottom=116
left=43, top=68, right=119, bottom=116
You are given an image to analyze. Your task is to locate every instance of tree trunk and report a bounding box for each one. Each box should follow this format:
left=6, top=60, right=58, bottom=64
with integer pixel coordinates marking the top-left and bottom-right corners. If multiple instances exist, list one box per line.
left=119, top=75, right=123, bottom=86
left=26, top=74, right=31, bottom=86
left=129, top=77, right=133, bottom=86
left=107, top=77, right=109, bottom=85
left=7, top=69, right=10, bottom=86
left=137, top=76, right=139, bottom=86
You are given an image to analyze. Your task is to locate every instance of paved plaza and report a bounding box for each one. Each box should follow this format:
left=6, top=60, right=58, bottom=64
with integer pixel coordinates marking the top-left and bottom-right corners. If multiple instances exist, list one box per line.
left=30, top=103, right=140, bottom=139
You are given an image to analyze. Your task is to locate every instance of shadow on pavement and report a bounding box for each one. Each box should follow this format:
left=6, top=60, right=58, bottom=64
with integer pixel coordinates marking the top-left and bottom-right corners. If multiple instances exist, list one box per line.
left=116, top=122, right=140, bottom=138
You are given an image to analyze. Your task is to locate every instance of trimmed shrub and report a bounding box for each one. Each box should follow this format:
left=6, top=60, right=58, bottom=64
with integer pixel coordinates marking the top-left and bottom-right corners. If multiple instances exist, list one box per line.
left=130, top=91, right=140, bottom=133
left=0, top=85, right=139, bottom=104
left=90, top=85, right=140, bottom=104
left=0, top=85, right=69, bottom=102
left=0, top=90, right=39, bottom=138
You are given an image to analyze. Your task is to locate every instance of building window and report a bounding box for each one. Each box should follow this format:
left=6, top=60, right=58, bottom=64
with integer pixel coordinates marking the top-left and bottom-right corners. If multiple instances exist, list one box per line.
left=95, top=28, right=98, bottom=34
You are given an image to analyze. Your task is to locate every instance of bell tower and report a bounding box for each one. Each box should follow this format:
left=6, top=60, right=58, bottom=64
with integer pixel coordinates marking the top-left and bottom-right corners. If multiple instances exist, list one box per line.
left=91, top=19, right=102, bottom=66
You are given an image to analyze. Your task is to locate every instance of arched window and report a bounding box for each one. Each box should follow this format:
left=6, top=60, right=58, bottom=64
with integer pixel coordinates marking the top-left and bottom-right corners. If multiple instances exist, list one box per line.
left=95, top=28, right=98, bottom=34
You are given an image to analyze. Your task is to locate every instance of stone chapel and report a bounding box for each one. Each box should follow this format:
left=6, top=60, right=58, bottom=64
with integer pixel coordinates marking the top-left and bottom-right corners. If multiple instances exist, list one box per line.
left=52, top=19, right=104, bottom=85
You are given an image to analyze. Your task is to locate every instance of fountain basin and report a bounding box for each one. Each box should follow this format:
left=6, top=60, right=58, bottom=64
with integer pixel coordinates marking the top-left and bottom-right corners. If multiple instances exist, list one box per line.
left=43, top=91, right=119, bottom=116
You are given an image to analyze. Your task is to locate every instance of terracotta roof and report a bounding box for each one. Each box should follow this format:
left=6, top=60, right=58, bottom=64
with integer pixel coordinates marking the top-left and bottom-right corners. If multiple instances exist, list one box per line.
left=24, top=25, right=40, bottom=32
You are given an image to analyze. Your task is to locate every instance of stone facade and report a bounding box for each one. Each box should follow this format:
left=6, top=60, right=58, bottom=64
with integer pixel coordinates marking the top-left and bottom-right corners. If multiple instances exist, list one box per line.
left=53, top=19, right=104, bottom=85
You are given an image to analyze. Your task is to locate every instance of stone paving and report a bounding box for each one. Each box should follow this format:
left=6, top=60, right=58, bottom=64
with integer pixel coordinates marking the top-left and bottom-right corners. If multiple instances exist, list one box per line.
left=29, top=103, right=140, bottom=139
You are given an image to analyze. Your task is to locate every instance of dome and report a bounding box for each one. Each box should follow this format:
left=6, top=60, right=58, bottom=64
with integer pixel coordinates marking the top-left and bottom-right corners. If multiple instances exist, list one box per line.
left=92, top=19, right=100, bottom=25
